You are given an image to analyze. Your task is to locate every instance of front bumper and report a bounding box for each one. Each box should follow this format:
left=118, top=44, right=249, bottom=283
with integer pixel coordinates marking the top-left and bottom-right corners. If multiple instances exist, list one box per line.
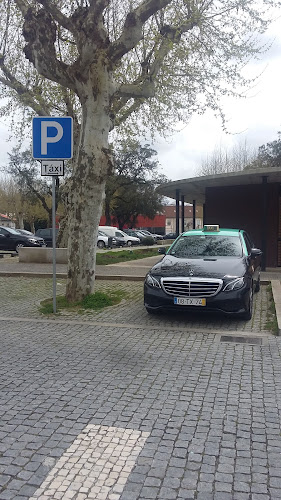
left=144, top=282, right=251, bottom=316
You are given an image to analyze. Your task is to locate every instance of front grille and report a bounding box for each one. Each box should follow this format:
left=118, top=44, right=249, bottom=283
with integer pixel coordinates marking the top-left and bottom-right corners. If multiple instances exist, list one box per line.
left=161, top=277, right=223, bottom=297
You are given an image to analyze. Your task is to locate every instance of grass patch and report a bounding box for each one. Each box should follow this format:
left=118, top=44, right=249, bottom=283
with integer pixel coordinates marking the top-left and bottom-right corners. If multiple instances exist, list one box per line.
left=265, top=284, right=278, bottom=334
left=39, top=289, right=127, bottom=315
left=96, top=247, right=160, bottom=265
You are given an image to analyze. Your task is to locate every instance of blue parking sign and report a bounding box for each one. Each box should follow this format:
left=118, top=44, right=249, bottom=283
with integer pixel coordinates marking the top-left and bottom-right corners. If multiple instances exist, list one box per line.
left=32, top=117, right=73, bottom=159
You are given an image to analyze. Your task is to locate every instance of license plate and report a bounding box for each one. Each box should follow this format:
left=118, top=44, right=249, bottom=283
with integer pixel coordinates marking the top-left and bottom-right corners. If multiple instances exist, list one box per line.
left=174, top=297, right=206, bottom=306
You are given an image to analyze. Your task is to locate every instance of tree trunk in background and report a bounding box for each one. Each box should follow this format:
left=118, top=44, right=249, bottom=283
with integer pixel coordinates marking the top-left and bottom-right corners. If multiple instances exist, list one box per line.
left=18, top=212, right=24, bottom=229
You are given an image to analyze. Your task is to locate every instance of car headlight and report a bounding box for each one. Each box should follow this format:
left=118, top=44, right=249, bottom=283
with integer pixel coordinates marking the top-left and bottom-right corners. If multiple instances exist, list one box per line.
left=223, top=277, right=245, bottom=292
left=27, top=238, right=38, bottom=244
left=145, top=274, right=161, bottom=288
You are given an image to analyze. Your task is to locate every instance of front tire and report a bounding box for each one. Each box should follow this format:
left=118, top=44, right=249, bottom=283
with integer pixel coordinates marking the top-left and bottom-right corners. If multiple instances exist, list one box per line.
left=127, top=240, right=132, bottom=247
left=241, top=285, right=253, bottom=320
left=97, top=240, right=105, bottom=249
left=255, top=273, right=261, bottom=293
left=15, top=242, right=26, bottom=253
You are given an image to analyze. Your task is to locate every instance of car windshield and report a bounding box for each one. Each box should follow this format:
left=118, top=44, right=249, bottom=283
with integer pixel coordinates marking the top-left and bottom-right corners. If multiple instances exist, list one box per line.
left=168, top=234, right=243, bottom=258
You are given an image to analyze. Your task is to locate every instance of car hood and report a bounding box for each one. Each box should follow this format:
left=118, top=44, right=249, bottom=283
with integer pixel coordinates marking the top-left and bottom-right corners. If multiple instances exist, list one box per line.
left=150, top=255, right=247, bottom=279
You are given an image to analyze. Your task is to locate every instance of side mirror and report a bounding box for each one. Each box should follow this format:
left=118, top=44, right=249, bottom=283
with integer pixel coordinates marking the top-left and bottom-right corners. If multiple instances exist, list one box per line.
left=251, top=248, right=262, bottom=257
left=158, top=247, right=166, bottom=255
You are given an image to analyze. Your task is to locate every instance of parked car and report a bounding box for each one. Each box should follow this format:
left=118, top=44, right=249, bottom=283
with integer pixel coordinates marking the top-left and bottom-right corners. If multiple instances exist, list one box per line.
left=138, top=230, right=164, bottom=240
left=163, top=232, right=178, bottom=240
left=124, top=229, right=155, bottom=245
left=97, top=230, right=113, bottom=249
left=35, top=228, right=58, bottom=247
left=112, top=235, right=127, bottom=247
left=0, top=226, right=46, bottom=253
left=98, top=226, right=140, bottom=246
left=144, top=225, right=262, bottom=320
left=115, top=229, right=140, bottom=246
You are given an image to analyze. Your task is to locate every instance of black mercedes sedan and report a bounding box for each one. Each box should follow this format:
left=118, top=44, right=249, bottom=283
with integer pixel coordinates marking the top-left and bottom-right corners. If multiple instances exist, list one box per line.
left=0, top=226, right=46, bottom=253
left=144, top=225, right=262, bottom=320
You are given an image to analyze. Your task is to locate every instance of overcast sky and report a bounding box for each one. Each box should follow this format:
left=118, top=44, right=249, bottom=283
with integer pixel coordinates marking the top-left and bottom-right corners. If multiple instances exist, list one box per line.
left=153, top=12, right=281, bottom=181
left=0, top=8, right=280, bottom=183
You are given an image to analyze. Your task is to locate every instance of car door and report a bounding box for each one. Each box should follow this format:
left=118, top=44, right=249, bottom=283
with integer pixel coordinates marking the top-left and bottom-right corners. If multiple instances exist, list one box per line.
left=115, top=231, right=126, bottom=244
left=0, top=227, right=10, bottom=250
left=243, top=232, right=261, bottom=284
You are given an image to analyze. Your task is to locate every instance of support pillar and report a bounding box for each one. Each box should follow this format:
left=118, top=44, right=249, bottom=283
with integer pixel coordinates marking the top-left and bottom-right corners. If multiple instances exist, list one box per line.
left=176, top=189, right=180, bottom=236
left=261, top=176, right=268, bottom=271
left=203, top=203, right=206, bottom=226
left=193, top=200, right=196, bottom=229
left=181, top=195, right=185, bottom=232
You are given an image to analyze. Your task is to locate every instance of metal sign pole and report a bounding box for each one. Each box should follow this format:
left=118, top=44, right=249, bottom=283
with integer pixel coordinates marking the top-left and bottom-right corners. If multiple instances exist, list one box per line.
left=33, top=117, right=72, bottom=313
left=52, top=176, right=57, bottom=314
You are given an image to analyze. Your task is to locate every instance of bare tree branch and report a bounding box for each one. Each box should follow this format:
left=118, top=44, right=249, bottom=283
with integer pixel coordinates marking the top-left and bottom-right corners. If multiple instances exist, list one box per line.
left=23, top=8, right=77, bottom=91
left=14, top=0, right=29, bottom=16
left=0, top=57, right=50, bottom=115
left=117, top=81, right=155, bottom=99
left=36, top=0, right=74, bottom=31
left=108, top=0, right=171, bottom=63
left=113, top=99, right=145, bottom=128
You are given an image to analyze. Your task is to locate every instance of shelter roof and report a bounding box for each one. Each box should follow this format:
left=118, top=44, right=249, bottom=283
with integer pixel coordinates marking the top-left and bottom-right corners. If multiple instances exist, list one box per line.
left=158, top=167, right=281, bottom=204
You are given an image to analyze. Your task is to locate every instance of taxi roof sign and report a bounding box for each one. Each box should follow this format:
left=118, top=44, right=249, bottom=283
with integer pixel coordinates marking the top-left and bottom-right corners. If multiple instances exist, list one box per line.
left=203, top=224, right=220, bottom=232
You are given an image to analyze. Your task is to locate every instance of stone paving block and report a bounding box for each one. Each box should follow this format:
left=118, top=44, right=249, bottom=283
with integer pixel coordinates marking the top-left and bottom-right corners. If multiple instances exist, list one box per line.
left=0, top=280, right=281, bottom=499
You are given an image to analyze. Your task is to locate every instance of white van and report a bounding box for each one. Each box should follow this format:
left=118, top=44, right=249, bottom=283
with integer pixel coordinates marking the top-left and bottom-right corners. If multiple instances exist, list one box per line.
left=98, top=226, right=140, bottom=246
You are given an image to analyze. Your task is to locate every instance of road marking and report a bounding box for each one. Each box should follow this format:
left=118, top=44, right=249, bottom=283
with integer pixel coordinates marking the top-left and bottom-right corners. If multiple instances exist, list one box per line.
left=30, top=425, right=149, bottom=499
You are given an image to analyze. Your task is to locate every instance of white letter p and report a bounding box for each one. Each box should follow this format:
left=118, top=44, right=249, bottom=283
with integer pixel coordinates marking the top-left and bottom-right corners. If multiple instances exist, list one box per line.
left=41, top=121, right=63, bottom=155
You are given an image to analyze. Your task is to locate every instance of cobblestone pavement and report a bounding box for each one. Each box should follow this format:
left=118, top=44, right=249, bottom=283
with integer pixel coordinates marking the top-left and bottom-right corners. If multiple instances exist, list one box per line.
left=1, top=278, right=281, bottom=500
left=0, top=277, right=273, bottom=333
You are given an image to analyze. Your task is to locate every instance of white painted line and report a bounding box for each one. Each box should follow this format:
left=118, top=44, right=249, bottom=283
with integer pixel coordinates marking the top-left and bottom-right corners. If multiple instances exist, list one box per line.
left=29, top=425, right=149, bottom=499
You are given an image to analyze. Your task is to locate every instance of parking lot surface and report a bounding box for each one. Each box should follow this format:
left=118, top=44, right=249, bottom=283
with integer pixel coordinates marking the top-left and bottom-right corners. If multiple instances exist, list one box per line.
left=0, top=277, right=281, bottom=500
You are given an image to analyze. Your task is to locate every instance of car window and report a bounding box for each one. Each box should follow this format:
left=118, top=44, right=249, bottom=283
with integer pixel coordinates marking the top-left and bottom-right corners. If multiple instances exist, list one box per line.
left=3, top=227, right=19, bottom=235
left=0, top=228, right=7, bottom=235
left=169, top=234, right=243, bottom=258
left=243, top=233, right=252, bottom=255
left=115, top=231, right=124, bottom=238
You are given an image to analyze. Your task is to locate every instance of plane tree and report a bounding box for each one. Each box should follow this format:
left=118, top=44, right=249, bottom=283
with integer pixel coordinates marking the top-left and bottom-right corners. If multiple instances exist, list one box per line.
left=105, top=142, right=166, bottom=228
left=0, top=0, right=278, bottom=301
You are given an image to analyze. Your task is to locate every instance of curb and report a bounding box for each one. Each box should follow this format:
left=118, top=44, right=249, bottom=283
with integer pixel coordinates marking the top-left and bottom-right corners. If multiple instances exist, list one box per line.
left=270, top=280, right=281, bottom=336
left=0, top=272, right=145, bottom=281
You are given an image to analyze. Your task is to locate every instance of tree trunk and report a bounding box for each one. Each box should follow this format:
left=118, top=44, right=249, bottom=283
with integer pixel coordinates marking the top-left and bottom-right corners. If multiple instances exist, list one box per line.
left=65, top=72, right=112, bottom=302
left=105, top=198, right=111, bottom=225
left=18, top=212, right=24, bottom=229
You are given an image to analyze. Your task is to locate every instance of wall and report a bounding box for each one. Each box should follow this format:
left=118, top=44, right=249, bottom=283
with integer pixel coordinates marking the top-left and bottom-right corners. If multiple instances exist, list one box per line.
left=205, top=183, right=279, bottom=267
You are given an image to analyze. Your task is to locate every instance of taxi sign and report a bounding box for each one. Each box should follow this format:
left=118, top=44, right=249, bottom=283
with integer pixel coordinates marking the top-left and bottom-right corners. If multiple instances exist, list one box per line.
left=203, top=224, right=220, bottom=232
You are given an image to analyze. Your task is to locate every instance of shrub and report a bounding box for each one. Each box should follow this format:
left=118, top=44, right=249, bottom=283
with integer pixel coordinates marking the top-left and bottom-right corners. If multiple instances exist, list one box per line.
left=142, top=236, right=155, bottom=246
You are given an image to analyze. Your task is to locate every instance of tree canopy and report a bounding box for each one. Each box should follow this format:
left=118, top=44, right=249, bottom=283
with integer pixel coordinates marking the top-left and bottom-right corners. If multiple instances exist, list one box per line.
left=198, top=141, right=257, bottom=176
left=105, top=142, right=166, bottom=228
left=0, top=0, right=279, bottom=301
left=251, top=132, right=281, bottom=169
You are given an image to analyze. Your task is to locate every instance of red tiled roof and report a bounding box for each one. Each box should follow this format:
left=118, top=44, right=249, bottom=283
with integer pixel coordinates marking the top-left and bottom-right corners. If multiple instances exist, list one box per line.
left=0, top=213, right=15, bottom=221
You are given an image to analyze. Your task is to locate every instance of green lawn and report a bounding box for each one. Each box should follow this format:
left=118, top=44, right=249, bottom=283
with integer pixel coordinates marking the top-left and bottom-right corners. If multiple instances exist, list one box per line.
left=96, top=247, right=160, bottom=265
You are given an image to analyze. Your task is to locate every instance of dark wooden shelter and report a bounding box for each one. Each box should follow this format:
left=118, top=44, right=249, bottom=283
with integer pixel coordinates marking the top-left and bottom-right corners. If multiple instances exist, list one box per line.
left=158, top=167, right=281, bottom=269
